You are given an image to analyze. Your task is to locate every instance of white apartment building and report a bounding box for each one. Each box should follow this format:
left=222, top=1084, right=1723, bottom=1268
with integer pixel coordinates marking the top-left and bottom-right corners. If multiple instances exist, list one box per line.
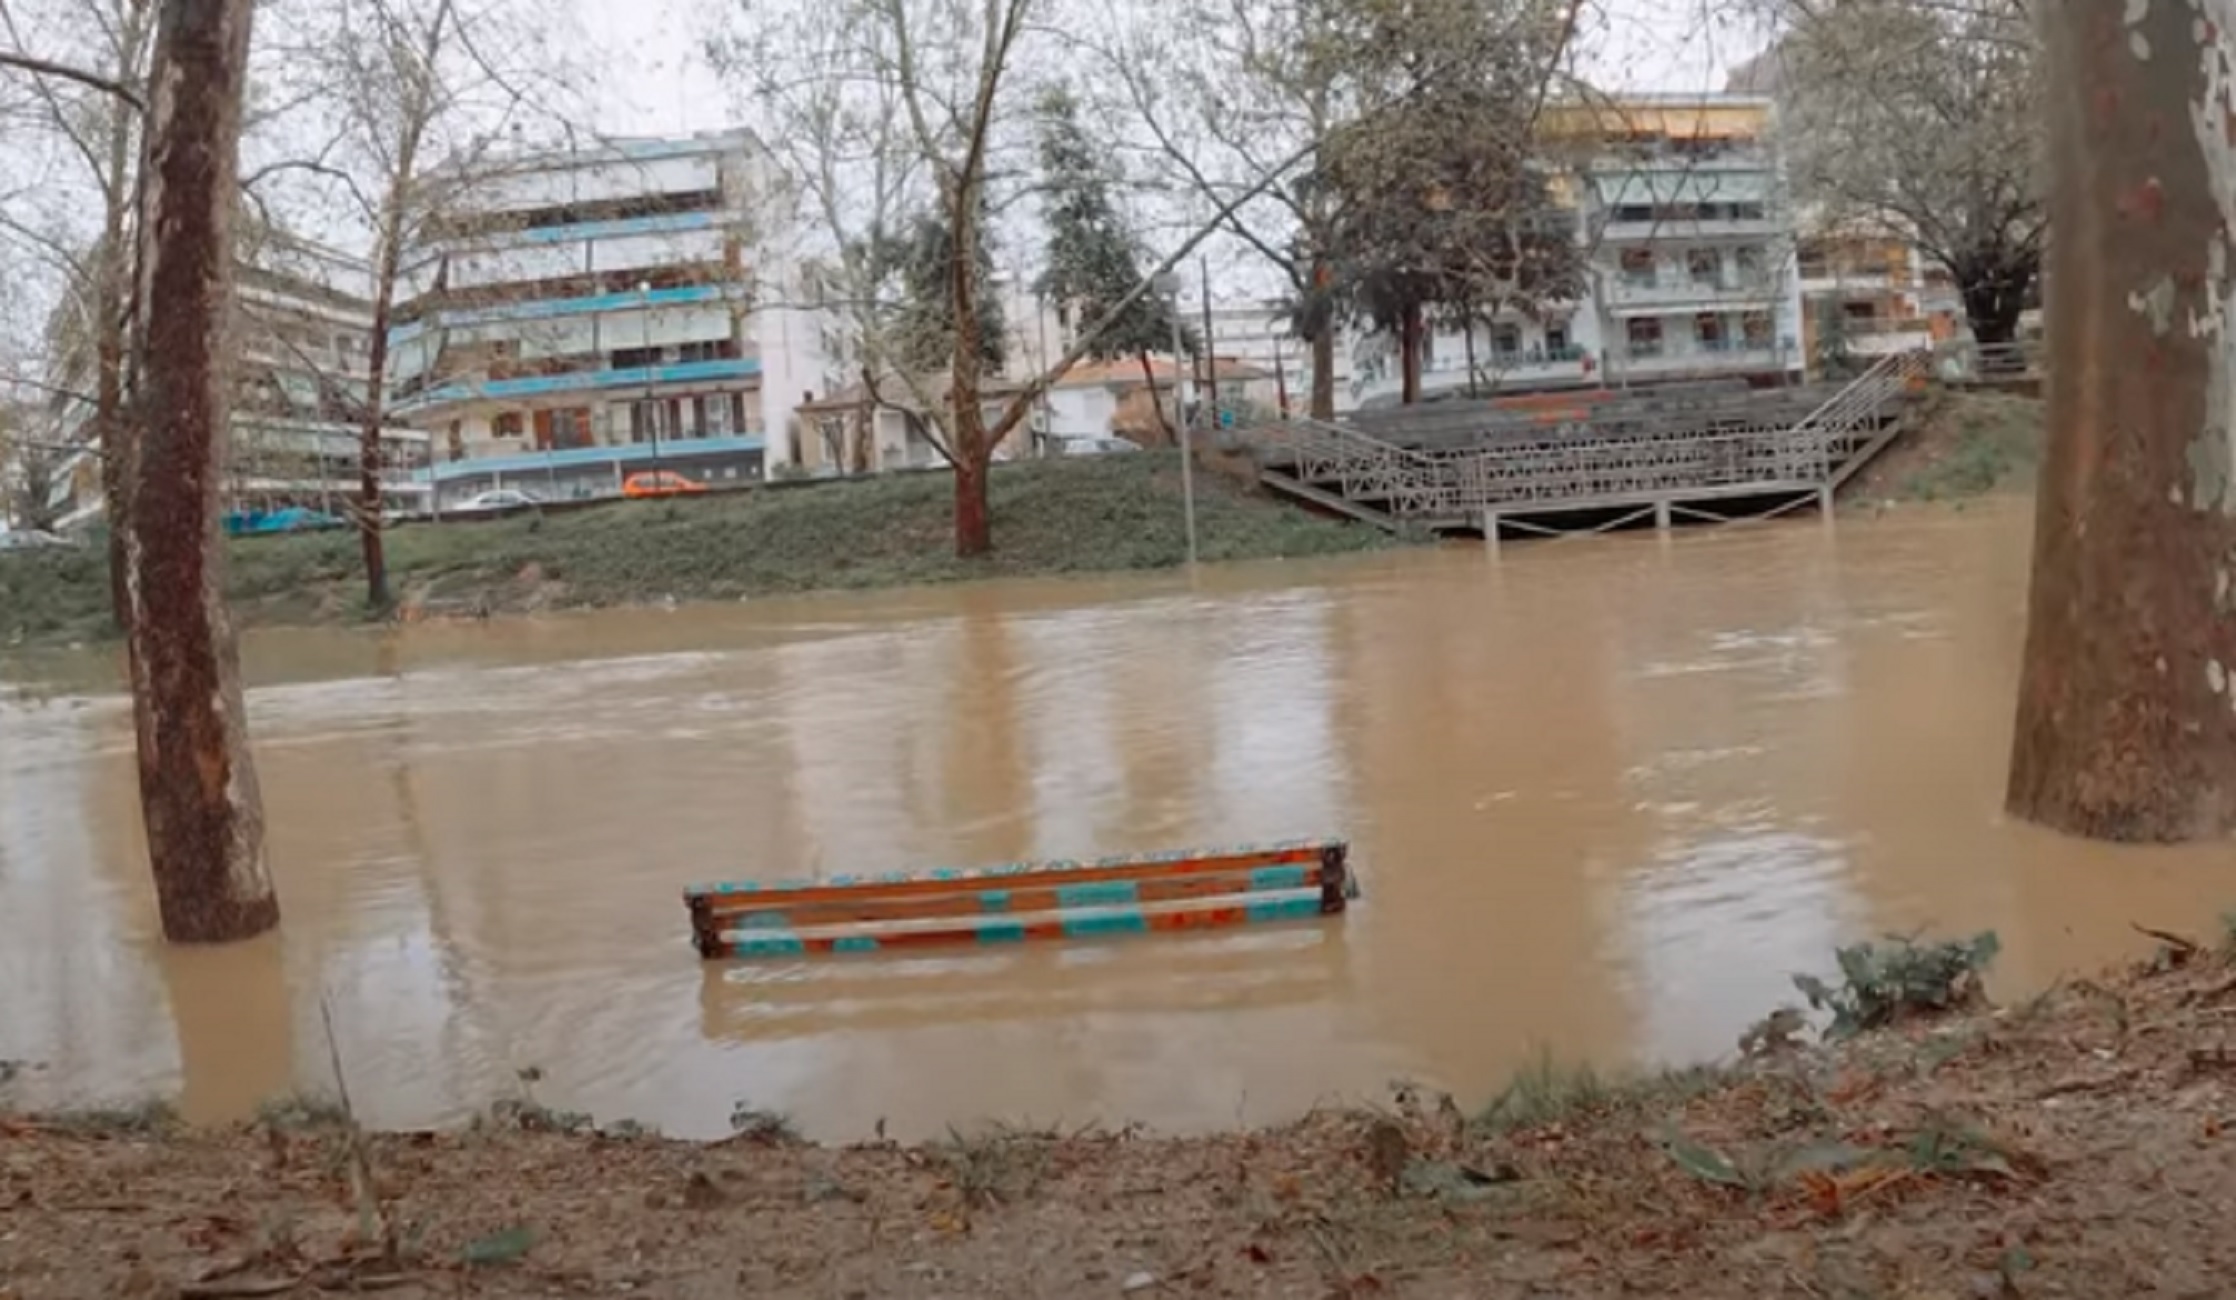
left=1574, top=93, right=1805, bottom=388
left=385, top=131, right=830, bottom=507
left=41, top=233, right=430, bottom=527
left=1341, top=92, right=1806, bottom=409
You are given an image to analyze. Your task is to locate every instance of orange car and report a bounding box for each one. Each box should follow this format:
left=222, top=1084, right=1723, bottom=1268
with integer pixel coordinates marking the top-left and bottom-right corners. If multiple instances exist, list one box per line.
left=622, top=471, right=707, bottom=500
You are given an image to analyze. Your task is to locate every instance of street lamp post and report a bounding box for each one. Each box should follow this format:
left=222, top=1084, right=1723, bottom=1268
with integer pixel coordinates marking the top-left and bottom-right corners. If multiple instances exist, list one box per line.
left=1153, top=271, right=1198, bottom=567
left=639, top=280, right=660, bottom=469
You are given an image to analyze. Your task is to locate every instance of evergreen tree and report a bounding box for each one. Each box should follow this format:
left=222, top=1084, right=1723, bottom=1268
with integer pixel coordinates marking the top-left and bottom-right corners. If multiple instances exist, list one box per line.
left=1032, top=88, right=1194, bottom=440
left=887, top=198, right=1008, bottom=378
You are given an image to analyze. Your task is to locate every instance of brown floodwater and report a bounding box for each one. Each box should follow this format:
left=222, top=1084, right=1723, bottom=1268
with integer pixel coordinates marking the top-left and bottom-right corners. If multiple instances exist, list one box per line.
left=6, top=496, right=2236, bottom=1139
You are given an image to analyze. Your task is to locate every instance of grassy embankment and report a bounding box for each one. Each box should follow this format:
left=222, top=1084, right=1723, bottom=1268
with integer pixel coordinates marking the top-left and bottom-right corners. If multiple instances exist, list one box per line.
left=0, top=453, right=1395, bottom=647
left=1845, top=388, right=2047, bottom=505
left=7, top=927, right=2236, bottom=1296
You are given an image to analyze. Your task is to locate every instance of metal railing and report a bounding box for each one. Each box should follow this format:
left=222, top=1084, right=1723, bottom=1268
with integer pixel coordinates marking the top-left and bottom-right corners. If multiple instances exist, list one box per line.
left=1240, top=351, right=1925, bottom=524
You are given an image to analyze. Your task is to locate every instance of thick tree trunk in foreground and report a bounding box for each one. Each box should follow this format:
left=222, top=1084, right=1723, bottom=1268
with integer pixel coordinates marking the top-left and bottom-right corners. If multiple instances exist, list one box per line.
left=124, top=0, right=277, bottom=941
left=2008, top=1, right=2236, bottom=842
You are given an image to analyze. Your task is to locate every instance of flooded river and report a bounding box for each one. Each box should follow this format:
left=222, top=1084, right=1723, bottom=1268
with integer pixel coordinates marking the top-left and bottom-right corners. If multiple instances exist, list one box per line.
left=7, top=496, right=2236, bottom=1140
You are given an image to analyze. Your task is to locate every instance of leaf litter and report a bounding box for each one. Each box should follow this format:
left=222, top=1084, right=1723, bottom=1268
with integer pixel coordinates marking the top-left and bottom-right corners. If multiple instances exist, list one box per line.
left=8, top=938, right=2236, bottom=1295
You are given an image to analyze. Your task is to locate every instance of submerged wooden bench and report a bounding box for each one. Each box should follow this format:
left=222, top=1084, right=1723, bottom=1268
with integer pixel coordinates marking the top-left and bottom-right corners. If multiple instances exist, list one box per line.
left=684, top=837, right=1357, bottom=960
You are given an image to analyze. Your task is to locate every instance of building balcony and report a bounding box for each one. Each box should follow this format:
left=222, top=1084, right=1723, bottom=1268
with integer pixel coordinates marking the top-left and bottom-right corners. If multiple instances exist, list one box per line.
left=1352, top=346, right=1591, bottom=406
left=1615, top=340, right=1791, bottom=378
left=1599, top=217, right=1784, bottom=244
left=1839, top=319, right=1938, bottom=356
left=1605, top=275, right=1785, bottom=313
left=391, top=356, right=762, bottom=415
left=390, top=282, right=747, bottom=342
left=416, top=433, right=768, bottom=487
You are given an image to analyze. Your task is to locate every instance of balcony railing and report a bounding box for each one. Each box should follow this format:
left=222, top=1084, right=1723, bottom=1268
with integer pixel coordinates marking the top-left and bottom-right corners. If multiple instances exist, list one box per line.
left=1619, top=339, right=1784, bottom=370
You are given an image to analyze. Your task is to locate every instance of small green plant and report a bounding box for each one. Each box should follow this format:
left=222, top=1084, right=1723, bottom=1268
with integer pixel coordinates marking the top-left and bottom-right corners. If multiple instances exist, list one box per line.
left=1476, top=1053, right=1727, bottom=1134
left=936, top=1123, right=1053, bottom=1207
left=47, top=1098, right=180, bottom=1135
left=728, top=1103, right=800, bottom=1143
left=2219, top=908, right=2236, bottom=952
left=1793, top=931, right=2000, bottom=1040
left=256, top=1091, right=351, bottom=1130
left=1477, top=1053, right=1611, bottom=1132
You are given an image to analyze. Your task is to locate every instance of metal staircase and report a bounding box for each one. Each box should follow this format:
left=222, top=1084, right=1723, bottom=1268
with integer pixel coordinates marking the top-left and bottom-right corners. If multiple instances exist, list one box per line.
left=1238, top=351, right=1930, bottom=535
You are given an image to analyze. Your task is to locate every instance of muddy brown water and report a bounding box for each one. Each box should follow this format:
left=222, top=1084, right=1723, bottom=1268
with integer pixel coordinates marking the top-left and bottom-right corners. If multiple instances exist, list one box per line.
left=7, top=496, right=2236, bottom=1140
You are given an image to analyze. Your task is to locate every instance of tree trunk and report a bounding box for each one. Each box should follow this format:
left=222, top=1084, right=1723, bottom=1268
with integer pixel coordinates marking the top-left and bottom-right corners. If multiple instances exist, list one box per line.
left=122, top=0, right=277, bottom=942
left=97, top=86, right=137, bottom=634
left=953, top=446, right=992, bottom=558
left=1138, top=349, right=1173, bottom=446
left=946, top=171, right=995, bottom=557
left=1309, top=329, right=1336, bottom=421
left=1308, top=256, right=1337, bottom=420
left=358, top=247, right=399, bottom=612
left=1398, top=304, right=1424, bottom=405
left=1951, top=247, right=2039, bottom=367
left=2007, top=1, right=2236, bottom=842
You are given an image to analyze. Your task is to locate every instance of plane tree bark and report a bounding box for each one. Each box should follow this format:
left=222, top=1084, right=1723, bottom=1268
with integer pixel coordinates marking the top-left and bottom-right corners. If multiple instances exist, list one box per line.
left=122, top=0, right=277, bottom=941
left=2008, top=0, right=2236, bottom=842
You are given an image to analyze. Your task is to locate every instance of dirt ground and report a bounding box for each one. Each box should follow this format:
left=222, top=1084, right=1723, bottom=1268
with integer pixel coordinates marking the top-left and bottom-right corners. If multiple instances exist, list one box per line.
left=10, top=939, right=2236, bottom=1298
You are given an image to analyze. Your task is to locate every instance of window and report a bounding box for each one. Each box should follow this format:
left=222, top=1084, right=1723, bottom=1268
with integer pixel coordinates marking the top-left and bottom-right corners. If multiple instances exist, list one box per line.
left=1735, top=246, right=1767, bottom=284
left=549, top=407, right=593, bottom=449
left=1619, top=248, right=1657, bottom=286
left=613, top=346, right=661, bottom=371
left=677, top=339, right=739, bottom=364
left=493, top=411, right=524, bottom=439
left=1545, top=324, right=1571, bottom=358
left=1626, top=317, right=1664, bottom=357
left=446, top=422, right=464, bottom=462
left=1695, top=312, right=1727, bottom=351
left=1687, top=249, right=1721, bottom=287
left=1491, top=323, right=1522, bottom=358
left=1843, top=300, right=1879, bottom=322
left=1741, top=311, right=1774, bottom=346
left=1732, top=202, right=1767, bottom=222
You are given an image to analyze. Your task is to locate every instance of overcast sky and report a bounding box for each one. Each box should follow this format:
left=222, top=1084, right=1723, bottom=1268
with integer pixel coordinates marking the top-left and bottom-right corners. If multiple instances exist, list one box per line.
left=580, top=0, right=1766, bottom=137
left=0, top=0, right=1766, bottom=376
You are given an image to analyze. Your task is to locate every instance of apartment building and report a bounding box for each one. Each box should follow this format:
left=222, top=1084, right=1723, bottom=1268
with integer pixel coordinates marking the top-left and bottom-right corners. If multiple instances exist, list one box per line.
left=1340, top=92, right=1804, bottom=408
left=1795, top=227, right=1960, bottom=373
left=232, top=234, right=432, bottom=513
left=385, top=131, right=828, bottom=507
left=40, top=233, right=429, bottom=528
left=1560, top=91, right=1805, bottom=389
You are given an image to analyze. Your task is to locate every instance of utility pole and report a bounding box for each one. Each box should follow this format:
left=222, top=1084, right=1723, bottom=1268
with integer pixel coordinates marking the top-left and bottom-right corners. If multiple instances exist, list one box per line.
left=1199, top=257, right=1218, bottom=434
left=1154, top=271, right=1198, bottom=566
left=2008, top=3, right=2236, bottom=842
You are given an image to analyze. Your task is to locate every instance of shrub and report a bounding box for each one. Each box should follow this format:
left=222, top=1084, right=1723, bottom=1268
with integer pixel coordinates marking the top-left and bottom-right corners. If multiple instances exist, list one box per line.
left=1794, top=931, right=2000, bottom=1040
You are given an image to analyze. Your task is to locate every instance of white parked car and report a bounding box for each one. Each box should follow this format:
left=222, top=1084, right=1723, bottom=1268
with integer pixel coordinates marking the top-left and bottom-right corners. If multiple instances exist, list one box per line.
left=1058, top=436, right=1142, bottom=457
left=454, top=489, right=541, bottom=514
left=0, top=528, right=74, bottom=552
